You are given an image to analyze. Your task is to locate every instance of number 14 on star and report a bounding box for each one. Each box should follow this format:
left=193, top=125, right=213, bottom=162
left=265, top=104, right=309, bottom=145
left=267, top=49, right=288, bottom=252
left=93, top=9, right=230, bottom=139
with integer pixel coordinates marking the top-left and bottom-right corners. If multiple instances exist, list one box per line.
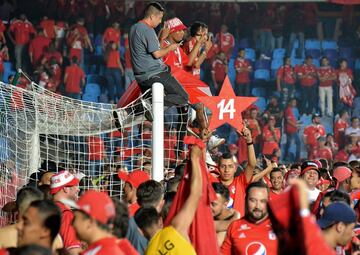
left=199, top=76, right=257, bottom=132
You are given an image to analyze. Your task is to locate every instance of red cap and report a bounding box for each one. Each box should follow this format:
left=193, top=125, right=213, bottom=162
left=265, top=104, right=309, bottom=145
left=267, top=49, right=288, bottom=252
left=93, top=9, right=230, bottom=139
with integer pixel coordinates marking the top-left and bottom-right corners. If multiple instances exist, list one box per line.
left=62, top=190, right=115, bottom=224
left=118, top=170, right=150, bottom=188
left=333, top=166, right=352, bottom=183
left=165, top=18, right=187, bottom=34
left=300, top=161, right=320, bottom=176
left=50, top=171, right=79, bottom=195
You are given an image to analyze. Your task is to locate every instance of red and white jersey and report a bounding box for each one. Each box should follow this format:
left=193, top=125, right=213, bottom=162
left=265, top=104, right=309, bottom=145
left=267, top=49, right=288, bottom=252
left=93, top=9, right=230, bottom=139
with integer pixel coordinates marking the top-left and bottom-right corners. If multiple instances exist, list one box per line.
left=211, top=58, right=227, bottom=82
left=234, top=57, right=251, bottom=84
left=296, top=64, right=317, bottom=86
left=303, top=124, right=326, bottom=148
left=317, top=66, right=336, bottom=87
left=310, top=146, right=333, bottom=162
left=277, top=65, right=296, bottom=85
left=334, top=119, right=348, bottom=146
left=182, top=38, right=201, bottom=78
left=81, top=237, right=125, bottom=255
left=262, top=125, right=281, bottom=155
left=215, top=32, right=235, bottom=56
left=162, top=39, right=189, bottom=71
left=221, top=218, right=278, bottom=255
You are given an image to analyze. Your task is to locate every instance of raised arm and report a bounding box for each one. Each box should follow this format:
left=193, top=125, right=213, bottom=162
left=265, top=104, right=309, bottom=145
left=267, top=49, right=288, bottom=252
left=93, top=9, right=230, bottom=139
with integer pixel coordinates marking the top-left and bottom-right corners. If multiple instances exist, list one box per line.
left=171, top=145, right=203, bottom=238
left=241, top=127, right=256, bottom=182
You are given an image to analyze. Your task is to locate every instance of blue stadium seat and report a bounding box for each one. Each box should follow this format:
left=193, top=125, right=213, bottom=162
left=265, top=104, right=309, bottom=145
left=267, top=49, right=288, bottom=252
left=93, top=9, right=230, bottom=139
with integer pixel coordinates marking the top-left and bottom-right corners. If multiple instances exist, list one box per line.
left=293, top=39, right=299, bottom=49
left=84, top=83, right=101, bottom=97
left=272, top=48, right=286, bottom=60
left=238, top=39, right=250, bottom=49
left=291, top=58, right=304, bottom=67
left=251, top=87, right=266, bottom=97
left=347, top=59, right=354, bottom=69
left=245, top=48, right=256, bottom=61
left=228, top=59, right=236, bottom=86
left=312, top=59, right=320, bottom=68
left=305, top=49, right=321, bottom=59
left=291, top=48, right=305, bottom=59
left=321, top=40, right=338, bottom=50
left=254, top=69, right=270, bottom=81
left=82, top=93, right=99, bottom=103
left=3, top=70, right=15, bottom=83
left=339, top=47, right=353, bottom=60
left=94, top=34, right=103, bottom=47
left=95, top=45, right=102, bottom=56
left=255, top=59, right=270, bottom=70
left=271, top=59, right=283, bottom=71
left=305, top=39, right=321, bottom=50
left=355, top=59, right=360, bottom=70
left=323, top=49, right=338, bottom=60
left=3, top=62, right=12, bottom=73
left=255, top=97, right=267, bottom=113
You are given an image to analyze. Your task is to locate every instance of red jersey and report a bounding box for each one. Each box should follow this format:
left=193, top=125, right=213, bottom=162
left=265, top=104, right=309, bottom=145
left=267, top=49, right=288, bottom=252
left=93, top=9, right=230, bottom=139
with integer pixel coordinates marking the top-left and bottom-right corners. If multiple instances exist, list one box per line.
left=303, top=124, right=326, bottom=148
left=310, top=147, right=333, bottom=162
left=182, top=38, right=201, bottom=78
left=277, top=65, right=296, bottom=84
left=118, top=239, right=139, bottom=255
left=221, top=218, right=278, bottom=255
left=64, top=64, right=85, bottom=94
left=218, top=173, right=250, bottom=217
left=56, top=201, right=82, bottom=250
left=212, top=58, right=227, bottom=82
left=317, top=66, right=336, bottom=87
left=88, top=136, right=105, bottom=161
left=103, top=27, right=121, bottom=46
left=43, top=51, right=63, bottom=65
left=128, top=202, right=140, bottom=217
left=207, top=43, right=220, bottom=60
left=40, top=19, right=56, bottom=39
left=262, top=126, right=281, bottom=155
left=334, top=119, right=348, bottom=147
left=297, top=64, right=317, bottom=86
left=28, top=35, right=51, bottom=65
left=215, top=32, right=235, bottom=57
left=284, top=106, right=298, bottom=134
left=269, top=189, right=282, bottom=200
left=162, top=40, right=189, bottom=71
left=81, top=237, right=125, bottom=255
left=334, top=150, right=349, bottom=162
left=0, top=20, right=5, bottom=33
left=247, top=118, right=261, bottom=143
left=234, top=57, right=251, bottom=84
left=9, top=20, right=35, bottom=45
left=107, top=50, right=120, bottom=69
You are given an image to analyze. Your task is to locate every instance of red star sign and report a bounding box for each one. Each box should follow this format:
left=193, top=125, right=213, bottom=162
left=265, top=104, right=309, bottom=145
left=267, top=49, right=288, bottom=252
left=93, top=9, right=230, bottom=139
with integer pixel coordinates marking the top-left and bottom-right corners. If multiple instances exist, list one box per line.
left=198, top=76, right=258, bottom=132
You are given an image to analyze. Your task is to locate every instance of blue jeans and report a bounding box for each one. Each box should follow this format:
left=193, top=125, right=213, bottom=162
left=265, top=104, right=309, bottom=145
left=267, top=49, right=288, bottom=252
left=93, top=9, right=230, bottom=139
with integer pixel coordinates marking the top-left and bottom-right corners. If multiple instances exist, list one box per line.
left=259, top=30, right=273, bottom=56
left=105, top=68, right=124, bottom=102
left=288, top=32, right=304, bottom=58
left=285, top=132, right=301, bottom=161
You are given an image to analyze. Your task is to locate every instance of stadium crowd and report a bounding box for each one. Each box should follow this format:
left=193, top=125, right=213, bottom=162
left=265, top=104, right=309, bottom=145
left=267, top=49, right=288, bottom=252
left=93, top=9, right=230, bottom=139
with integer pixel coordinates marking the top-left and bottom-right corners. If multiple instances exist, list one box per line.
left=1, top=0, right=360, bottom=255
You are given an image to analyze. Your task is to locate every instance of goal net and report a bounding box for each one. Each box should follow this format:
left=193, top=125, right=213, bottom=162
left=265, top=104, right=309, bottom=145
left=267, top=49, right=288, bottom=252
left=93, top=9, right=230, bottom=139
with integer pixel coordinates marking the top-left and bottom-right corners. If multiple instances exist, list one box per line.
left=0, top=81, right=187, bottom=226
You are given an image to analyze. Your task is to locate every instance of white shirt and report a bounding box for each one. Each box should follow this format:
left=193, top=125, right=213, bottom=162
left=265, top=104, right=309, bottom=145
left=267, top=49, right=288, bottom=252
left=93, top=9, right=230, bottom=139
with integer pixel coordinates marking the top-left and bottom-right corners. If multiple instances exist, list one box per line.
left=307, top=188, right=321, bottom=203
left=345, top=126, right=360, bottom=136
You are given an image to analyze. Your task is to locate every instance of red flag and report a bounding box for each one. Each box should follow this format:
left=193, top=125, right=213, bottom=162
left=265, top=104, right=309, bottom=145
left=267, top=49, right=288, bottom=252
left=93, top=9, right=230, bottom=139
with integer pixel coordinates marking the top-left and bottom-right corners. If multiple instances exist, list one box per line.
left=164, top=137, right=219, bottom=255
left=117, top=69, right=211, bottom=107
left=329, top=0, right=360, bottom=4
left=268, top=186, right=336, bottom=255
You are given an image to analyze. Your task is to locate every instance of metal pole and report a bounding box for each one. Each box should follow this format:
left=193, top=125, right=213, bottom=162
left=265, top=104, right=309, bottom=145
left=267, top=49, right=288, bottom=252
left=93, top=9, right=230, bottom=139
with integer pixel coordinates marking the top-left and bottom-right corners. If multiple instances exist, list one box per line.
left=151, top=83, right=164, bottom=181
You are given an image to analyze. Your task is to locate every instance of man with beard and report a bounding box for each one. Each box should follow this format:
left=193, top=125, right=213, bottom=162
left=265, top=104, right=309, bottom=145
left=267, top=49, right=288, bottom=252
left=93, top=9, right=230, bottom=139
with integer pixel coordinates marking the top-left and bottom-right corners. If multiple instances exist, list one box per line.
left=211, top=183, right=240, bottom=246
left=221, top=181, right=278, bottom=255
left=269, top=168, right=284, bottom=200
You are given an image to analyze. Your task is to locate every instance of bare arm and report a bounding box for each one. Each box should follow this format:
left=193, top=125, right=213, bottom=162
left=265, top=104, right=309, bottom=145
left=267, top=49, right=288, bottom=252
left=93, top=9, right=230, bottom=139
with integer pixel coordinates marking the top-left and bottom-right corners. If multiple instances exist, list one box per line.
left=171, top=145, right=203, bottom=238
left=194, top=40, right=212, bottom=68
left=152, top=43, right=179, bottom=59
left=68, top=248, right=82, bottom=255
left=252, top=158, right=275, bottom=182
left=241, top=127, right=256, bottom=182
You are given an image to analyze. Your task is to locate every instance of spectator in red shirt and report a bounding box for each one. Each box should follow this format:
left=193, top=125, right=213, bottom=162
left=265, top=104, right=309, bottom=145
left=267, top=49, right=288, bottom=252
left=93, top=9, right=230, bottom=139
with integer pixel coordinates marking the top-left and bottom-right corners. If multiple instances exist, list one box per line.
left=8, top=14, right=36, bottom=70
left=277, top=57, right=296, bottom=108
left=41, top=41, right=63, bottom=66
left=310, top=136, right=333, bottom=164
left=123, top=33, right=135, bottom=89
left=55, top=20, right=68, bottom=50
left=334, top=144, right=353, bottom=162
left=0, top=43, right=9, bottom=79
left=221, top=181, right=278, bottom=255
left=28, top=28, right=51, bottom=67
left=211, top=51, right=228, bottom=94
left=317, top=57, right=337, bottom=117
left=246, top=108, right=262, bottom=155
left=303, top=113, right=326, bottom=155
left=325, top=133, right=339, bottom=156
left=215, top=24, right=235, bottom=59
left=297, top=56, right=318, bottom=115
left=336, top=59, right=356, bottom=109
left=262, top=115, right=281, bottom=159
left=269, top=168, right=284, bottom=200
left=0, top=20, right=6, bottom=44
left=334, top=110, right=349, bottom=148
left=103, top=22, right=121, bottom=49
left=40, top=16, right=56, bottom=39
left=64, top=56, right=85, bottom=99
left=104, top=41, right=124, bottom=103
left=234, top=48, right=252, bottom=96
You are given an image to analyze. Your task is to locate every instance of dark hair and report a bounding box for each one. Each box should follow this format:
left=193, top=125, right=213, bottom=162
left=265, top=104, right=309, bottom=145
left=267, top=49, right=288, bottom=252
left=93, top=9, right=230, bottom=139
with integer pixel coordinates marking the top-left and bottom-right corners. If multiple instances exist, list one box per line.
left=351, top=117, right=359, bottom=122
left=134, top=207, right=160, bottom=230
left=174, top=163, right=186, bottom=178
left=318, top=158, right=329, bottom=170
left=320, top=56, right=328, bottom=65
left=144, top=2, right=164, bottom=18
left=111, top=198, right=129, bottom=238
left=137, top=180, right=164, bottom=207
left=38, top=185, right=52, bottom=200
left=29, top=200, right=61, bottom=242
left=218, top=152, right=234, bottom=165
left=245, top=181, right=269, bottom=199
left=270, top=168, right=283, bottom=178
left=323, top=190, right=351, bottom=205
left=13, top=244, right=52, bottom=255
left=189, top=21, right=207, bottom=37
left=166, top=176, right=181, bottom=192
left=340, top=109, right=349, bottom=118
left=16, top=187, right=44, bottom=214
left=238, top=48, right=245, bottom=53
left=71, top=56, right=78, bottom=64
left=212, top=182, right=230, bottom=201
left=161, top=191, right=176, bottom=220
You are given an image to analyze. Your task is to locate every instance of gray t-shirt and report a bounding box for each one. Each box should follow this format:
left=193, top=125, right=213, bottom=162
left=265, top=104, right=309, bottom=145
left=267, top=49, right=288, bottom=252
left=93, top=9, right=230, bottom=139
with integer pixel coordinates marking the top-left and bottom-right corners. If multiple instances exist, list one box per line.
left=129, top=22, right=167, bottom=82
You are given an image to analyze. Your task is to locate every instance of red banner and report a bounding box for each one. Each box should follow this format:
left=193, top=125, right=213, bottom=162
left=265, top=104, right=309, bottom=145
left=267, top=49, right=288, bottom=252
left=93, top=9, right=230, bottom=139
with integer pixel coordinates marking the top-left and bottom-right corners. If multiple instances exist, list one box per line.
left=329, top=0, right=360, bottom=4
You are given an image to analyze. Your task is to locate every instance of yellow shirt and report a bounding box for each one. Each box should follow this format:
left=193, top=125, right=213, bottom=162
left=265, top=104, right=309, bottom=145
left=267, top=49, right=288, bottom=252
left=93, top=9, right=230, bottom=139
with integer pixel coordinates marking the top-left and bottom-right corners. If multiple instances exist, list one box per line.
left=145, top=226, right=197, bottom=255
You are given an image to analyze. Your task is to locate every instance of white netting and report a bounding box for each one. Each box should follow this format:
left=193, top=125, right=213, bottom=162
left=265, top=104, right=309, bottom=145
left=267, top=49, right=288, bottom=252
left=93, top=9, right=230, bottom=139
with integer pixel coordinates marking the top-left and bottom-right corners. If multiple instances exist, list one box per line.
left=0, top=81, right=187, bottom=226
